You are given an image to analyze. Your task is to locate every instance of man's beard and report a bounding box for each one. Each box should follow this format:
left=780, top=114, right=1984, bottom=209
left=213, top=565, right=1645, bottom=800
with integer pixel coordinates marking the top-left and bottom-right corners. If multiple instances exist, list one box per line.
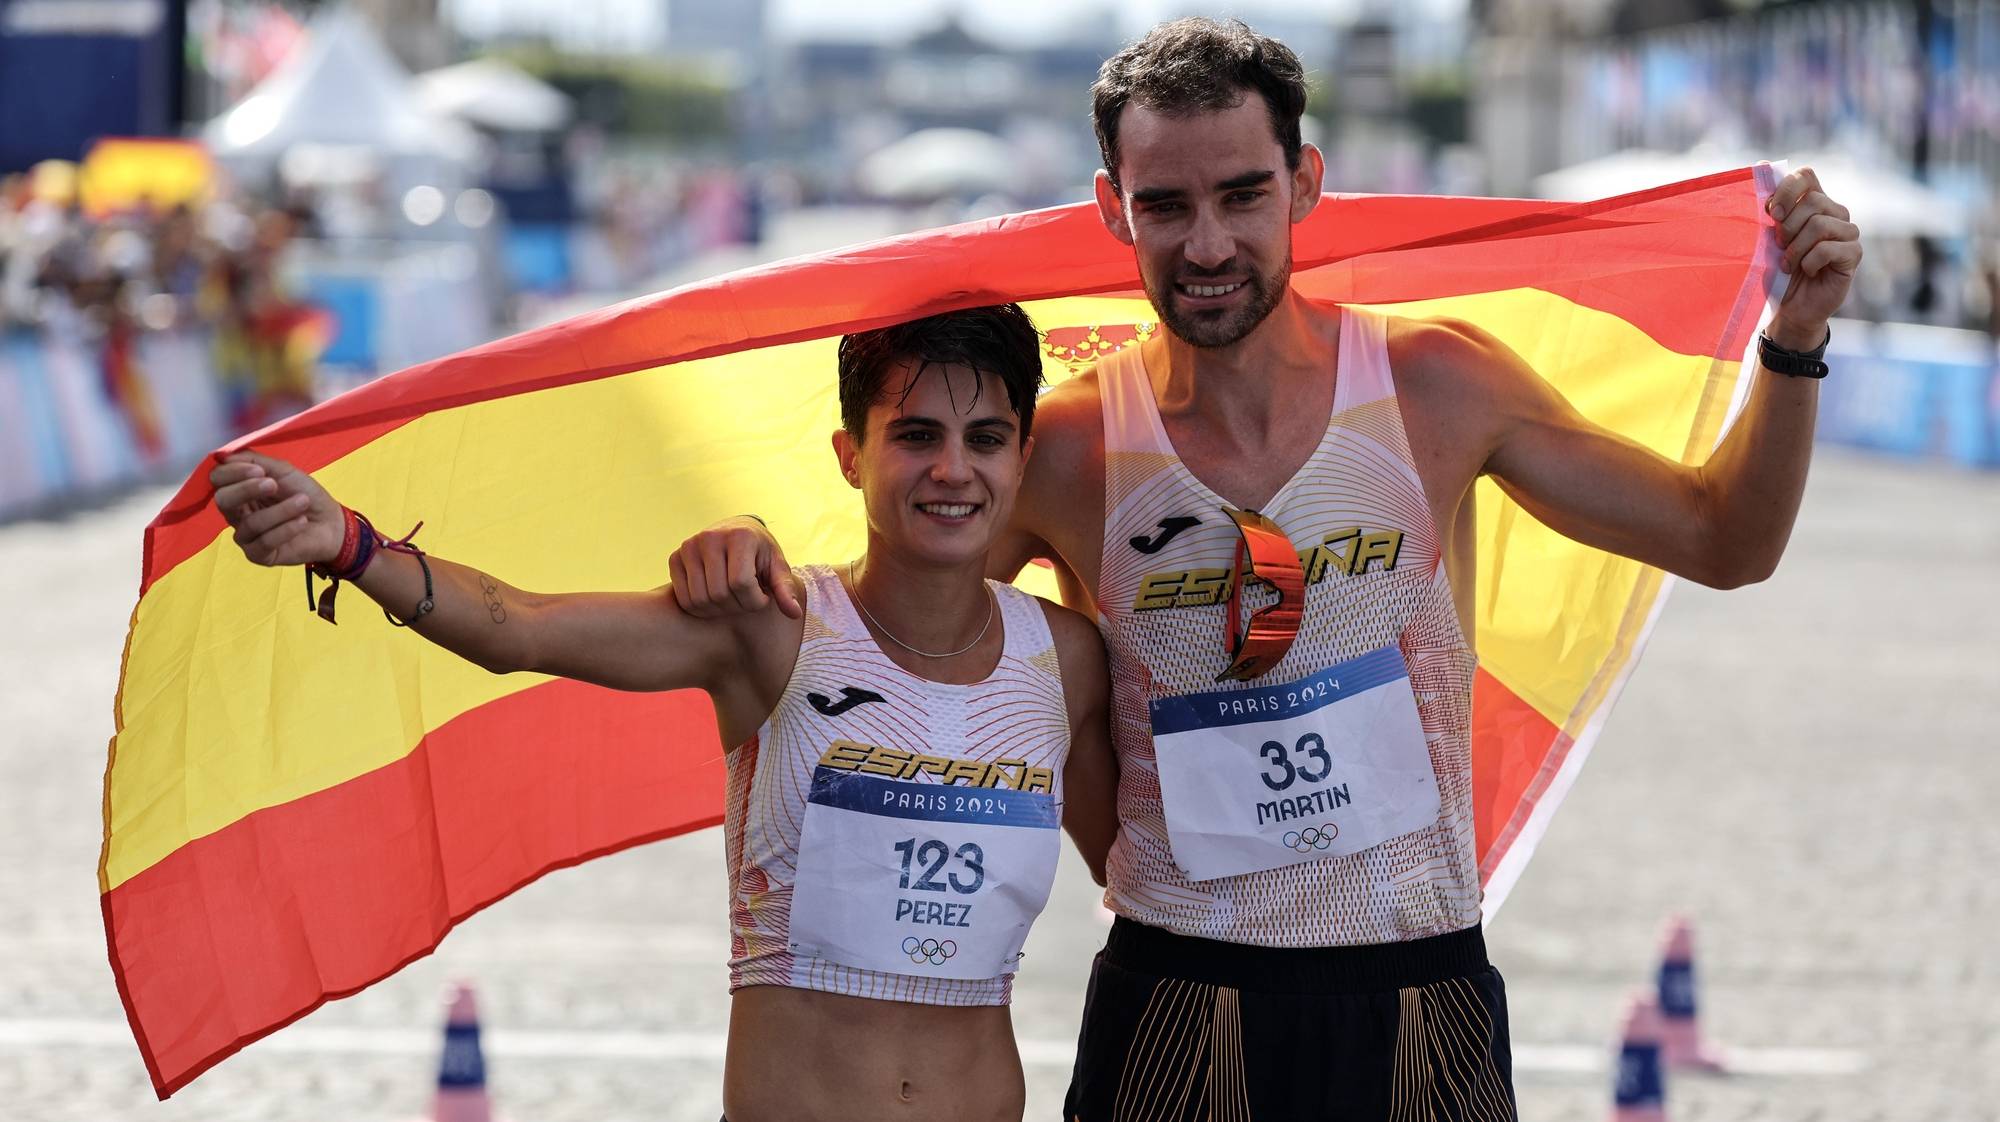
left=1146, top=251, right=1292, bottom=349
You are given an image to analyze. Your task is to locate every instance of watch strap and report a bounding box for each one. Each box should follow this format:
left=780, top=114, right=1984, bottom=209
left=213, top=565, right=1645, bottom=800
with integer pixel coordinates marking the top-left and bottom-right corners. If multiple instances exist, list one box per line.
left=1758, top=327, right=1831, bottom=379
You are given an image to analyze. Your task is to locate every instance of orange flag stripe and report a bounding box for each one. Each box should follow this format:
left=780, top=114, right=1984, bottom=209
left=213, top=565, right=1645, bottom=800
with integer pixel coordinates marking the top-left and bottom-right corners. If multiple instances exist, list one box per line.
left=105, top=680, right=721, bottom=1097
left=133, top=171, right=1775, bottom=597
left=1470, top=668, right=1568, bottom=871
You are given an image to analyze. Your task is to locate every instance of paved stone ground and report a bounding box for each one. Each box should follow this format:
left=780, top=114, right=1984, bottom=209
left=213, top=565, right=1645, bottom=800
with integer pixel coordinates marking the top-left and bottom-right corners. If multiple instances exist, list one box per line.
left=2, top=448, right=1995, bottom=1121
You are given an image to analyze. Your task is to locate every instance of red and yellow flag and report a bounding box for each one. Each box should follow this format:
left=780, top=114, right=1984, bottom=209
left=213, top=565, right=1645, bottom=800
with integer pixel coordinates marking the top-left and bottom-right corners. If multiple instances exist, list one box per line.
left=103, top=168, right=1781, bottom=1096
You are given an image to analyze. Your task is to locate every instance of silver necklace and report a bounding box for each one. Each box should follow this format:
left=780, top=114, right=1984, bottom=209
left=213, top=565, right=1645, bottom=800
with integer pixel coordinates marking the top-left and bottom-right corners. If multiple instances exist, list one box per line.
left=848, top=561, right=994, bottom=659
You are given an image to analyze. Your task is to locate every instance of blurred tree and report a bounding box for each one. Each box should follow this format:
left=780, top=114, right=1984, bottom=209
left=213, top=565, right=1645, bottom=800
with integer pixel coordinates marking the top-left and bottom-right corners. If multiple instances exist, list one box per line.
left=1306, top=72, right=1337, bottom=135
left=1404, top=70, right=1469, bottom=149
left=1610, top=0, right=1733, bottom=35
left=495, top=47, right=735, bottom=142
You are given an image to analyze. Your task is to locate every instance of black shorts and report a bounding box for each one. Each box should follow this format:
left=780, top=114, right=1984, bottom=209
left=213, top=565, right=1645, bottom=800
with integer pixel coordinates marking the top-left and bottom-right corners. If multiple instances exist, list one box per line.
left=1063, top=918, right=1516, bottom=1122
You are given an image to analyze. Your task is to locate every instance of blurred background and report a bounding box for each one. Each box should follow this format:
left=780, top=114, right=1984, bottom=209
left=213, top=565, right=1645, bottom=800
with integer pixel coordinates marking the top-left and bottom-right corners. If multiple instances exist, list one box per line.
left=3, top=0, right=1998, bottom=502
left=1, top=1, right=1996, bottom=1120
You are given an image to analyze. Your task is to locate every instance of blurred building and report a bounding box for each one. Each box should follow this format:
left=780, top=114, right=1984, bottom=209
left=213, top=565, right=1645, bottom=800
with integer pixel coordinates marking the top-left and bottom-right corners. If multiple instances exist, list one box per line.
left=666, top=0, right=766, bottom=61
left=1326, top=20, right=1426, bottom=193
left=1474, top=0, right=2000, bottom=196
left=0, top=0, right=189, bottom=171
left=1308, top=7, right=1478, bottom=195
left=766, top=15, right=1112, bottom=201
left=1475, top=0, right=2000, bottom=332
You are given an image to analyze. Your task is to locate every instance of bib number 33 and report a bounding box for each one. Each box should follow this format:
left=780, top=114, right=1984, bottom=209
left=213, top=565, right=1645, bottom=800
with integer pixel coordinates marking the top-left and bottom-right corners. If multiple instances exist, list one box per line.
left=1149, top=644, right=1442, bottom=881
left=1259, top=732, right=1332, bottom=791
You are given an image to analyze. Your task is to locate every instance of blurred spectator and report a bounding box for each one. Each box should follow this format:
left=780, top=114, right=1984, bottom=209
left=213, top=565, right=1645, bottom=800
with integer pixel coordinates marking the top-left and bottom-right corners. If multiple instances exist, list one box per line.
left=1907, top=237, right=1961, bottom=327
left=0, top=168, right=332, bottom=442
left=1982, top=242, right=2000, bottom=341
left=150, top=205, right=213, bottom=325
left=208, top=204, right=329, bottom=431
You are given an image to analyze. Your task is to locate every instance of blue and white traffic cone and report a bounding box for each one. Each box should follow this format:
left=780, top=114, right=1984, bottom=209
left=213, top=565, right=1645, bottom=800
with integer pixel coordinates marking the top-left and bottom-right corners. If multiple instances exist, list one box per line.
left=1657, top=915, right=1730, bottom=1072
left=429, top=981, right=495, bottom=1122
left=1610, top=993, right=1667, bottom=1122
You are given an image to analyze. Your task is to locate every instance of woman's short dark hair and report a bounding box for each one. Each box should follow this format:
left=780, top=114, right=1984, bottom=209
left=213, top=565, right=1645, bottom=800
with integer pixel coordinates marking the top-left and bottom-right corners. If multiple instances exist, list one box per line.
left=1091, top=18, right=1309, bottom=191
left=837, top=304, right=1044, bottom=441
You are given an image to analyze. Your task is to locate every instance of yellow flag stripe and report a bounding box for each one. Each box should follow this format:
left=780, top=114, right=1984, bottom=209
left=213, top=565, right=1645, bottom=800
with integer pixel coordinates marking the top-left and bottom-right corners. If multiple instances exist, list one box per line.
left=1361, top=291, right=1740, bottom=722
left=104, top=290, right=1732, bottom=889
left=106, top=297, right=1134, bottom=889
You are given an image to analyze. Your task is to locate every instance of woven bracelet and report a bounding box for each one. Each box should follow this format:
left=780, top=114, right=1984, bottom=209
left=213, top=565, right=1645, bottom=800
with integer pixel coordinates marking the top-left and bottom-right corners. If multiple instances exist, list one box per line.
left=379, top=523, right=435, bottom=627
left=307, top=509, right=378, bottom=623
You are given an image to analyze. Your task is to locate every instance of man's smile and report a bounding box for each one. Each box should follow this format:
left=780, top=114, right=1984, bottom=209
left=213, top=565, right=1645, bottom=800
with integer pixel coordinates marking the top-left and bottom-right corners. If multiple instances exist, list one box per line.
left=1178, top=280, right=1246, bottom=299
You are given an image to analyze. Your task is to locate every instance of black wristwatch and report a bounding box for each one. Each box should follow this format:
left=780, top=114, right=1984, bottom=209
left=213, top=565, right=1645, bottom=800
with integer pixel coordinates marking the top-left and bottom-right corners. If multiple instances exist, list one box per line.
left=1757, top=326, right=1831, bottom=379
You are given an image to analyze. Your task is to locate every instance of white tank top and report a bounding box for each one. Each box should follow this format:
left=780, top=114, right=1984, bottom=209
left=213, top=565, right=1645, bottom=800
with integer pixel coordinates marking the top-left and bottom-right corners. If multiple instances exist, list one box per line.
left=1095, top=306, right=1482, bottom=946
left=726, top=564, right=1070, bottom=1005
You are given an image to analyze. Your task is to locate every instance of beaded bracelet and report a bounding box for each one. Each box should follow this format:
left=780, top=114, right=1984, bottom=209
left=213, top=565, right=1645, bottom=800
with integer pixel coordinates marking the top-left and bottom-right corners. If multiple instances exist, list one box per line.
left=306, top=509, right=433, bottom=626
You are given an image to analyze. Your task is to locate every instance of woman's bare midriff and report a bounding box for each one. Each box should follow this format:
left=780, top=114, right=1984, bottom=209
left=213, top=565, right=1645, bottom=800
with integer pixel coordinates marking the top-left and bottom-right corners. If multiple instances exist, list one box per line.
left=722, top=985, right=1025, bottom=1122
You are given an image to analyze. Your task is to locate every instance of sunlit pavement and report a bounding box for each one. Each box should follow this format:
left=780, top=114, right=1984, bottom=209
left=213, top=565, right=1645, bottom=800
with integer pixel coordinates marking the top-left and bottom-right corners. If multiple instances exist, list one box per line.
left=3, top=448, right=1995, bottom=1121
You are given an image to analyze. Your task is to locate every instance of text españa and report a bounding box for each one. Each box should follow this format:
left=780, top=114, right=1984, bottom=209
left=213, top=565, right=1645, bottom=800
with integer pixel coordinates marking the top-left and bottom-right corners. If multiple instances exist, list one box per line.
left=1133, top=527, right=1405, bottom=612
left=817, top=740, right=1056, bottom=793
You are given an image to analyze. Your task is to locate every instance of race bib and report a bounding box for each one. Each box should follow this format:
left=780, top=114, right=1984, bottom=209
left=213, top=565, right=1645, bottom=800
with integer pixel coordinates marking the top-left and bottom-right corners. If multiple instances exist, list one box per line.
left=1150, top=644, right=1439, bottom=882
left=788, top=760, right=1061, bottom=981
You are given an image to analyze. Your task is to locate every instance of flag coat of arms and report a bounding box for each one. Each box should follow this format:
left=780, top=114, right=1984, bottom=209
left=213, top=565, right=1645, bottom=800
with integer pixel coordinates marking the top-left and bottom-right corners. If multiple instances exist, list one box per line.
left=102, top=167, right=1781, bottom=1096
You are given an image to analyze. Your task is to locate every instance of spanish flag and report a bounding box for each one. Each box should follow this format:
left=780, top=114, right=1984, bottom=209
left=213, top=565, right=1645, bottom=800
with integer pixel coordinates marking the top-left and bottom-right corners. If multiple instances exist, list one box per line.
left=103, top=167, right=1781, bottom=1096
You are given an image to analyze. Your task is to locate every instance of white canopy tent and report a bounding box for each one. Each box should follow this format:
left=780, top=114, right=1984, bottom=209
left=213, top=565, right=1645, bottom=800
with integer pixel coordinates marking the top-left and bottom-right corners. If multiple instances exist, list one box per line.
left=205, top=9, right=482, bottom=192
left=1532, top=147, right=1741, bottom=203
left=414, top=58, right=573, bottom=134
left=1768, top=150, right=1972, bottom=241
left=857, top=128, right=1025, bottom=202
left=201, top=7, right=497, bottom=363
left=1534, top=144, right=1970, bottom=240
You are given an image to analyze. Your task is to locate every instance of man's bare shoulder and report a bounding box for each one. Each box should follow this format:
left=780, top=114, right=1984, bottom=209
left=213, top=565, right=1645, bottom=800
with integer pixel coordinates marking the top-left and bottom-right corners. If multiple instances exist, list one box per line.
left=1021, top=371, right=1105, bottom=501
left=1006, top=370, right=1110, bottom=578
left=1383, top=314, right=1543, bottom=427
left=1029, top=370, right=1105, bottom=460
left=1379, top=314, right=1558, bottom=490
left=1384, top=315, right=1522, bottom=387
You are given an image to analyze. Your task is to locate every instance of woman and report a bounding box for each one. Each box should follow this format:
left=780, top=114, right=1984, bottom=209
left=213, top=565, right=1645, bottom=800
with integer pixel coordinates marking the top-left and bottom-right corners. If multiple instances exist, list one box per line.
left=211, top=304, right=1116, bottom=1122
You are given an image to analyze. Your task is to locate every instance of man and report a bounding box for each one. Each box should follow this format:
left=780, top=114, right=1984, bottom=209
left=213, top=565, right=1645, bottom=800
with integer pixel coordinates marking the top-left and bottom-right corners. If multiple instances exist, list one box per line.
left=669, top=18, right=1860, bottom=1119
left=211, top=305, right=1117, bottom=1122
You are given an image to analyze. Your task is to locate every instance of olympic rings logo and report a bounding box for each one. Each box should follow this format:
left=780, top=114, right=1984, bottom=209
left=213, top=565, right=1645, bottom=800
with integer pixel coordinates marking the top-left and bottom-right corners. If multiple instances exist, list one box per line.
left=902, top=936, right=958, bottom=966
left=1281, top=824, right=1339, bottom=853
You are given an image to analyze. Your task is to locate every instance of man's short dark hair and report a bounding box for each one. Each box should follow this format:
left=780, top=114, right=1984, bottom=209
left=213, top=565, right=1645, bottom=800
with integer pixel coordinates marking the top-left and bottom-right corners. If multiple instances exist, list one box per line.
left=1091, top=18, right=1308, bottom=191
left=837, top=304, right=1044, bottom=442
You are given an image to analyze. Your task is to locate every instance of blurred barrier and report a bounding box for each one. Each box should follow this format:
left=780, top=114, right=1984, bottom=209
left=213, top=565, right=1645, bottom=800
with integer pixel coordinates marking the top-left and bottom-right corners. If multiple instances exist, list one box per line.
left=2, top=242, right=489, bottom=522
left=0, top=327, right=229, bottom=520
left=502, top=222, right=575, bottom=293
left=296, top=242, right=493, bottom=376
left=5, top=308, right=1986, bottom=524
left=1820, top=317, right=2000, bottom=467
